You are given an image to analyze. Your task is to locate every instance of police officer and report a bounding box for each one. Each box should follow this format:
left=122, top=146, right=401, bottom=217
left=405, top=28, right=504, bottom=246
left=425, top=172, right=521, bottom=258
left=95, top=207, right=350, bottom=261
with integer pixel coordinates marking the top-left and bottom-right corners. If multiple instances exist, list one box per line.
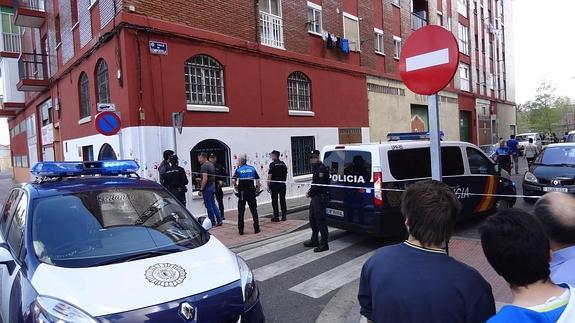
left=164, top=155, right=189, bottom=205
left=268, top=150, right=288, bottom=222
left=158, top=149, right=174, bottom=188
left=232, top=154, right=261, bottom=235
left=303, top=150, right=330, bottom=252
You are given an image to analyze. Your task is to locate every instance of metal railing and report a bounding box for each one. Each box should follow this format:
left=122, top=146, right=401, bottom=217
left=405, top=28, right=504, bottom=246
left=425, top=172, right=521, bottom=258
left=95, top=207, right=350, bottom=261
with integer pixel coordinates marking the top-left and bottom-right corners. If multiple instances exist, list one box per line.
left=411, top=13, right=428, bottom=30
left=1, top=33, right=21, bottom=53
left=18, top=52, right=48, bottom=81
left=12, top=0, right=45, bottom=11
left=260, top=11, right=284, bottom=49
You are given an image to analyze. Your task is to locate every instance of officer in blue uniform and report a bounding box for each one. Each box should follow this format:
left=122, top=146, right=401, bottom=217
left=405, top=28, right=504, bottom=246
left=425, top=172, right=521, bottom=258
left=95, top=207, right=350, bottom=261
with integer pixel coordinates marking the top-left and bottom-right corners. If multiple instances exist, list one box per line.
left=232, top=154, right=261, bottom=235
left=304, top=150, right=331, bottom=252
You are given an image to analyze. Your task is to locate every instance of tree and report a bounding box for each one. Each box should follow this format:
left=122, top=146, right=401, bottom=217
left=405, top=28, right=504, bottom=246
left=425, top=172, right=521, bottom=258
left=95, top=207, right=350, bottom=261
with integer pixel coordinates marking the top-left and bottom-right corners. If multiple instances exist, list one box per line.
left=517, top=80, right=566, bottom=134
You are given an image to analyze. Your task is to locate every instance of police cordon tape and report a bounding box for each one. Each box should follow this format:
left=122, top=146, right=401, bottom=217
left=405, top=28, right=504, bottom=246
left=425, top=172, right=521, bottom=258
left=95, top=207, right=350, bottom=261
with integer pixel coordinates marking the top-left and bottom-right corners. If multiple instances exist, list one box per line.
left=185, top=171, right=544, bottom=200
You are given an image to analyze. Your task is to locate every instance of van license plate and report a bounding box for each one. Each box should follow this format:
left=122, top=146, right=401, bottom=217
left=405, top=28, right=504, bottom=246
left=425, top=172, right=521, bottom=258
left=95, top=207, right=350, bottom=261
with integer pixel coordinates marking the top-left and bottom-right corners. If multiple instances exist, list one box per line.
left=543, top=187, right=568, bottom=192
left=326, top=208, right=344, bottom=217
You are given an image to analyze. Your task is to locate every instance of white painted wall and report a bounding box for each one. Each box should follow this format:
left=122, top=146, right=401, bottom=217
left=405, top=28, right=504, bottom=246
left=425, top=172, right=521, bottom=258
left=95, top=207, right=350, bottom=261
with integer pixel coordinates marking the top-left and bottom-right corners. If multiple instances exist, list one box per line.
left=0, top=58, right=25, bottom=103
left=63, top=126, right=370, bottom=217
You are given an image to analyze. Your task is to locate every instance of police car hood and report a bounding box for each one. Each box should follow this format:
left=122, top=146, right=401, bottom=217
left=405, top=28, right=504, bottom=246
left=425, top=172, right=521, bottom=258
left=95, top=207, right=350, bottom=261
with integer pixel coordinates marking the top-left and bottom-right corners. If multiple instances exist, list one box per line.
left=30, top=236, right=240, bottom=317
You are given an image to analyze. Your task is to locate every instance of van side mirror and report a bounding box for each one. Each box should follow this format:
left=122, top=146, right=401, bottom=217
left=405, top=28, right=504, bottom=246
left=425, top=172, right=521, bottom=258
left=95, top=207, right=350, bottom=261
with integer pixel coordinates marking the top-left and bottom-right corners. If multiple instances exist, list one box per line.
left=0, top=243, right=16, bottom=274
left=494, top=163, right=500, bottom=174
left=197, top=216, right=213, bottom=231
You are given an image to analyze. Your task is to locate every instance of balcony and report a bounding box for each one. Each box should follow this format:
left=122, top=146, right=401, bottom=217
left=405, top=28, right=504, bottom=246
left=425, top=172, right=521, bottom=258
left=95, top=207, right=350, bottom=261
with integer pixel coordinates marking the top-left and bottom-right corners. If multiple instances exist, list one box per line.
left=17, top=52, right=49, bottom=92
left=411, top=12, right=428, bottom=31
left=12, top=0, right=45, bottom=28
left=260, top=11, right=284, bottom=49
left=0, top=33, right=21, bottom=58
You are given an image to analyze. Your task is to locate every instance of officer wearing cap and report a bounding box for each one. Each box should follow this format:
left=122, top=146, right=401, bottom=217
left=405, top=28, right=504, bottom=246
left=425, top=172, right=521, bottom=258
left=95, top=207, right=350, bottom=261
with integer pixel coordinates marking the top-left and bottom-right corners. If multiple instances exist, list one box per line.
left=304, top=149, right=331, bottom=252
left=164, top=154, right=189, bottom=205
left=268, top=150, right=288, bottom=222
left=232, top=154, right=261, bottom=235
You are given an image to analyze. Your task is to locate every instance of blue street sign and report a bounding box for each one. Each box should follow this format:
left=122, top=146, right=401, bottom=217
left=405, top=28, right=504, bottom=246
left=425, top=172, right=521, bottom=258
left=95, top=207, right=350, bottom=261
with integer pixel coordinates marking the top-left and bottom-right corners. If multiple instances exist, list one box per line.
left=95, top=112, right=122, bottom=136
left=149, top=41, right=168, bottom=55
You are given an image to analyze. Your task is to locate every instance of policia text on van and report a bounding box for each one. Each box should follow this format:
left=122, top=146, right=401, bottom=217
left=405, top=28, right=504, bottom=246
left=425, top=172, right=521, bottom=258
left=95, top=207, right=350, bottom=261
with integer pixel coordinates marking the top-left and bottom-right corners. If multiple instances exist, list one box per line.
left=320, top=138, right=517, bottom=237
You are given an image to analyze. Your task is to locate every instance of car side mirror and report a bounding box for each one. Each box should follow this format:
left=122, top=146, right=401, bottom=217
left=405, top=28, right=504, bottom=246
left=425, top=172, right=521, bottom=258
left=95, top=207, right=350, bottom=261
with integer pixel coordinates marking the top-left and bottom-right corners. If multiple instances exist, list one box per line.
left=0, top=243, right=16, bottom=274
left=494, top=163, right=500, bottom=174
left=197, top=216, right=213, bottom=231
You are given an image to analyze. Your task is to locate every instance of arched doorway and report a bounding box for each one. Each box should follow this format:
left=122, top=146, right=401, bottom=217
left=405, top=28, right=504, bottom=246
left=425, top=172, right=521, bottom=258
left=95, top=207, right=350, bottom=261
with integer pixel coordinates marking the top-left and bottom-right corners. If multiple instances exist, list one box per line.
left=98, top=143, right=117, bottom=161
left=190, top=139, right=230, bottom=191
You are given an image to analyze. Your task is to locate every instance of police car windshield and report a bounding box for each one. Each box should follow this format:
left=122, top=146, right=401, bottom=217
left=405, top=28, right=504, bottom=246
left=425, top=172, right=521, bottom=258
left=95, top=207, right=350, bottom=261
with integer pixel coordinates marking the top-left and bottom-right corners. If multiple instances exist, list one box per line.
left=31, top=188, right=208, bottom=268
left=536, top=147, right=575, bottom=166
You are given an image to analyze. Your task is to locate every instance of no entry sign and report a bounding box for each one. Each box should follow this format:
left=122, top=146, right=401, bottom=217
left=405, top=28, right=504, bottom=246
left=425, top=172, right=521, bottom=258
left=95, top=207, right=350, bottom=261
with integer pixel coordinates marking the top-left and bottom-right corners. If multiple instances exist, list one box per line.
left=399, top=25, right=459, bottom=95
left=95, top=111, right=122, bottom=136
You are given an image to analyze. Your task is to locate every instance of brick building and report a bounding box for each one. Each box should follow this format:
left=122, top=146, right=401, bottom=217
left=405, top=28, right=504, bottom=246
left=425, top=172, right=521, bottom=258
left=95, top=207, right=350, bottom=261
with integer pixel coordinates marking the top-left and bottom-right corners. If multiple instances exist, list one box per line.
left=1, top=0, right=515, bottom=215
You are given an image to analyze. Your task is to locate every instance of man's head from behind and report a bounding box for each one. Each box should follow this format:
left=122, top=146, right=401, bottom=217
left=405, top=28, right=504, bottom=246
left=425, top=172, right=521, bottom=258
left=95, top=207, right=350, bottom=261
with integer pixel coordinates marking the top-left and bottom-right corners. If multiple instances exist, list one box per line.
left=401, top=181, right=461, bottom=247
left=510, top=135, right=516, bottom=140
left=534, top=192, right=575, bottom=250
left=197, top=152, right=208, bottom=164
left=163, top=150, right=174, bottom=161
left=480, top=209, right=551, bottom=288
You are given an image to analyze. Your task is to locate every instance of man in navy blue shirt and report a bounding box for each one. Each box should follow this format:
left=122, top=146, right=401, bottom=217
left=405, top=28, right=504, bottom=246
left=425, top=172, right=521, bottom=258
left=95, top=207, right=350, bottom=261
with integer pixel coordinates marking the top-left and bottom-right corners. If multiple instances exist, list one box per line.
left=507, top=135, right=520, bottom=174
left=358, top=181, right=495, bottom=323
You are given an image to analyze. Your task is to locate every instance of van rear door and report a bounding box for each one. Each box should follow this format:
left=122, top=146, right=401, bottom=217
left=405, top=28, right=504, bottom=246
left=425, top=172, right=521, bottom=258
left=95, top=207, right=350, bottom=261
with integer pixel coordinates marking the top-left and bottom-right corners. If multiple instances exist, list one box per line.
left=323, top=150, right=376, bottom=228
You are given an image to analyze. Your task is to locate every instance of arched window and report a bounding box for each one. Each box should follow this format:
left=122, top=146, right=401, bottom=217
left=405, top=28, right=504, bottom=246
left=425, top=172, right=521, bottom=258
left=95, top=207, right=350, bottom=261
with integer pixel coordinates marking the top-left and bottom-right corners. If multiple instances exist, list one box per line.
left=98, top=143, right=117, bottom=160
left=190, top=139, right=231, bottom=191
left=79, top=72, right=91, bottom=119
left=184, top=55, right=225, bottom=106
left=95, top=59, right=110, bottom=104
left=287, top=71, right=311, bottom=111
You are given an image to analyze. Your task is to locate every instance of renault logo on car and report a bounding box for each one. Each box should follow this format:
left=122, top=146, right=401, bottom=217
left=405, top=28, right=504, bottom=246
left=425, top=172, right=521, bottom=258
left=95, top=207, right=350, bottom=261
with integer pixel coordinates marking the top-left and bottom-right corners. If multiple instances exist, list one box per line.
left=179, top=302, right=196, bottom=321
left=553, top=180, right=560, bottom=186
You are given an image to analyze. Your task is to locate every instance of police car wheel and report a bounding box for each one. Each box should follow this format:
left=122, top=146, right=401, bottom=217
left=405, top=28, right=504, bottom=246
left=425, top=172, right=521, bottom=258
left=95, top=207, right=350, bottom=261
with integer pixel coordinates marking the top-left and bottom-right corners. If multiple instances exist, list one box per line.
left=495, top=199, right=511, bottom=210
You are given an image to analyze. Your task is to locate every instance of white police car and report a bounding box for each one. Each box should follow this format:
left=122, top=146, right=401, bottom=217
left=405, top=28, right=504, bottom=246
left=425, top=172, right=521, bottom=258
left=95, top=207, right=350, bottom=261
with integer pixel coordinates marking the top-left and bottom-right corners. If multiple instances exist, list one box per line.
left=0, top=161, right=264, bottom=323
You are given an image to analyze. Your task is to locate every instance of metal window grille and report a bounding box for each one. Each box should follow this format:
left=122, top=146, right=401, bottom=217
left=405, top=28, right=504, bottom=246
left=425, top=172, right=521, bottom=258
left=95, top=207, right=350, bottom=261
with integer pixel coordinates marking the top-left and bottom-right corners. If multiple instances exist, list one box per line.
left=184, top=55, right=225, bottom=106
left=260, top=11, right=284, bottom=48
left=367, top=83, right=405, bottom=96
left=288, top=72, right=311, bottom=111
left=291, top=136, right=315, bottom=176
left=96, top=60, right=110, bottom=104
left=79, top=73, right=91, bottom=118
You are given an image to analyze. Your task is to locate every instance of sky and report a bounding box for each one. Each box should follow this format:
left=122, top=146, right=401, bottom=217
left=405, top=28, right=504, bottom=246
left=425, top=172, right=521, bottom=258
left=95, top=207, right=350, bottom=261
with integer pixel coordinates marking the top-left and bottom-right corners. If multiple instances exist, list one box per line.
left=513, top=0, right=575, bottom=104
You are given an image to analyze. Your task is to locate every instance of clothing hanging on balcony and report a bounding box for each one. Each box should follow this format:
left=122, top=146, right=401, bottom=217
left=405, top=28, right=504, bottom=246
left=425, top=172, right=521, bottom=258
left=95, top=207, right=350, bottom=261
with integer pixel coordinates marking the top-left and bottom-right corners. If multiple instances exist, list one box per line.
left=335, top=37, right=342, bottom=49
left=341, top=39, right=350, bottom=54
left=326, top=33, right=334, bottom=48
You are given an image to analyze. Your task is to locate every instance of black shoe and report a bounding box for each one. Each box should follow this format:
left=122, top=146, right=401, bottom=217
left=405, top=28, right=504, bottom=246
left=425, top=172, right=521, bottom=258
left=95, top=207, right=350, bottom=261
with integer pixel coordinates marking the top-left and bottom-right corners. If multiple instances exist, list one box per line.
left=313, top=244, right=329, bottom=253
left=271, top=217, right=280, bottom=222
left=303, top=240, right=319, bottom=247
left=281, top=215, right=287, bottom=221
left=255, top=228, right=261, bottom=234
left=217, top=222, right=223, bottom=226
left=239, top=231, right=244, bottom=235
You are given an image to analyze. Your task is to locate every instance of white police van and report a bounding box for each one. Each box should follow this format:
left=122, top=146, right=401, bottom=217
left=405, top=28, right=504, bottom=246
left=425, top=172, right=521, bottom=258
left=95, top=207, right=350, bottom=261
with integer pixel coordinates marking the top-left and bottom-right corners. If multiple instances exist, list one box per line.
left=321, top=133, right=517, bottom=237
left=0, top=161, right=264, bottom=323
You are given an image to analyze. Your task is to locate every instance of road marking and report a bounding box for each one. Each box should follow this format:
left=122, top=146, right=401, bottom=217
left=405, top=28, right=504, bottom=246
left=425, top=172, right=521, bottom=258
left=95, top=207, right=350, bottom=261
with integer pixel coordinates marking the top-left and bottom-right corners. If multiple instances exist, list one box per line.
left=289, top=251, right=374, bottom=298
left=406, top=48, right=449, bottom=72
left=237, top=228, right=338, bottom=261
left=253, top=235, right=364, bottom=282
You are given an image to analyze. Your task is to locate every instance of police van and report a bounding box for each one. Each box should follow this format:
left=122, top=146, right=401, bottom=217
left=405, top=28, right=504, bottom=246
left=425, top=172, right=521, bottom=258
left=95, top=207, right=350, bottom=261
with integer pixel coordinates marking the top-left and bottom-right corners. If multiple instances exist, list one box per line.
left=321, top=133, right=517, bottom=237
left=0, top=161, right=264, bottom=323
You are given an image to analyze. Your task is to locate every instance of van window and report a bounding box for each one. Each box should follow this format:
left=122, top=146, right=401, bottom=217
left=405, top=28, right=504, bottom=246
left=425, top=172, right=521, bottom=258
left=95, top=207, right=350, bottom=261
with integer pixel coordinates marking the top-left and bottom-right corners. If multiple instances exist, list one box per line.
left=323, top=150, right=372, bottom=183
left=1, top=190, right=20, bottom=237
left=388, top=147, right=464, bottom=180
left=467, top=147, right=496, bottom=175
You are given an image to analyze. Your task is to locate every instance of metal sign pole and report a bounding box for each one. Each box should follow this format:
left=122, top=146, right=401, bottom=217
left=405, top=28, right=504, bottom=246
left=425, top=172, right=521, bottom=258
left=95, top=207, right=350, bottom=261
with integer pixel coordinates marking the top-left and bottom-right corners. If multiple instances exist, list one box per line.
left=428, top=94, right=442, bottom=181
left=172, top=112, right=178, bottom=154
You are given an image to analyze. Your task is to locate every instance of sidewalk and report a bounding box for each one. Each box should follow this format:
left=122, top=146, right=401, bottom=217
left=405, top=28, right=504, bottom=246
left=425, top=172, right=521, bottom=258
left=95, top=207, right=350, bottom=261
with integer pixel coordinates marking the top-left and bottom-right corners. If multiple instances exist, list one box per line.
left=209, top=196, right=310, bottom=249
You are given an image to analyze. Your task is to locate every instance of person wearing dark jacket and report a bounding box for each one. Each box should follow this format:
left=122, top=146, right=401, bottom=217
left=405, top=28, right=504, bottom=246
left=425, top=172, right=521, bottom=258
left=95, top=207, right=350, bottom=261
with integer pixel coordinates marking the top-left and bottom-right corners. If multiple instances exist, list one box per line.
left=303, top=150, right=331, bottom=252
left=164, top=155, right=188, bottom=205
left=209, top=154, right=227, bottom=220
left=158, top=149, right=174, bottom=187
left=268, top=150, right=288, bottom=222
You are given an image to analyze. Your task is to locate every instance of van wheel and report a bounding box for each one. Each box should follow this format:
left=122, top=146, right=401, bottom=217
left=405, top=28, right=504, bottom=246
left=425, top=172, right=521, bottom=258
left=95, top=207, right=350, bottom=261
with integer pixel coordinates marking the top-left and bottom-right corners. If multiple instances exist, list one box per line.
left=495, top=199, right=511, bottom=210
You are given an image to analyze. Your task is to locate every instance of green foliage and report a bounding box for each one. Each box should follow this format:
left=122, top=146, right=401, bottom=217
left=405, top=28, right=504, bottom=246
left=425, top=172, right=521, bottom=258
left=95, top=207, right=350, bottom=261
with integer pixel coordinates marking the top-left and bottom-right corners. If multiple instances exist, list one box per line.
left=517, top=81, right=573, bottom=134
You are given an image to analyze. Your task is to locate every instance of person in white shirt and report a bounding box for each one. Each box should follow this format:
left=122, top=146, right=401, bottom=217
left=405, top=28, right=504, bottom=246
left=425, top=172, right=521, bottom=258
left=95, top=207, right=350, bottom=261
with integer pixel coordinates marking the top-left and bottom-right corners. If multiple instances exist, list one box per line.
left=524, top=138, right=540, bottom=167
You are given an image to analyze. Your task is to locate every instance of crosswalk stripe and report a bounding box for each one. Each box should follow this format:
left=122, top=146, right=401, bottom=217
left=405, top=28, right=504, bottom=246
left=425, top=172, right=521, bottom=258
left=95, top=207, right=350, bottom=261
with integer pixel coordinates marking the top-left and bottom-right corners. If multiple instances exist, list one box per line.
left=253, top=235, right=365, bottom=282
left=238, top=228, right=339, bottom=261
left=288, top=251, right=374, bottom=298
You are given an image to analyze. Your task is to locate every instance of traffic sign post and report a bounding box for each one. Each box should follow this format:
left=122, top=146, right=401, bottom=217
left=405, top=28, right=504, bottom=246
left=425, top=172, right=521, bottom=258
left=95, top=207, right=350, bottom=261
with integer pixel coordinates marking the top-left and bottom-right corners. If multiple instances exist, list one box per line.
left=94, top=111, right=122, bottom=136
left=399, top=25, right=460, bottom=181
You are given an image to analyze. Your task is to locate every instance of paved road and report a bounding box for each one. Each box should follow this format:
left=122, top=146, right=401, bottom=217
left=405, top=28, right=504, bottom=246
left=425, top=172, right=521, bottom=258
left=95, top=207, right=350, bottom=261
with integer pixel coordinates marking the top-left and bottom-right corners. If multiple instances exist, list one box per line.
left=236, top=160, right=535, bottom=323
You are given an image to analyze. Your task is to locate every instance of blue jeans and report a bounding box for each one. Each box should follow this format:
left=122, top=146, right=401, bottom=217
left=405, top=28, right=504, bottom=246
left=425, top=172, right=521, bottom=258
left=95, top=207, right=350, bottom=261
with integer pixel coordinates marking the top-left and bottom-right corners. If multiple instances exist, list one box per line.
left=203, top=184, right=222, bottom=224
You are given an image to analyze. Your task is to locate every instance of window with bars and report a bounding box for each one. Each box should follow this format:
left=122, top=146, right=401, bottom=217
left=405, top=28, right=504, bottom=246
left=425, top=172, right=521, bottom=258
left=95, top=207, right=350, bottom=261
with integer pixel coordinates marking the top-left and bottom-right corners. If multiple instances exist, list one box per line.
left=287, top=71, right=311, bottom=112
left=96, top=59, right=110, bottom=104
left=79, top=72, right=91, bottom=119
left=184, top=55, right=225, bottom=106
left=291, top=136, right=315, bottom=176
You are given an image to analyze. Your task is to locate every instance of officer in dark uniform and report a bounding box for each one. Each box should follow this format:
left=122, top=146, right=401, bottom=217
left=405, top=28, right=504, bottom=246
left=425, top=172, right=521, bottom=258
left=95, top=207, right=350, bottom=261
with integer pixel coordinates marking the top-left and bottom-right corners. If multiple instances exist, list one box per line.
left=209, top=154, right=227, bottom=220
left=268, top=150, right=288, bottom=222
left=232, top=154, right=261, bottom=235
left=303, top=150, right=330, bottom=252
left=164, top=155, right=189, bottom=205
left=158, top=149, right=174, bottom=188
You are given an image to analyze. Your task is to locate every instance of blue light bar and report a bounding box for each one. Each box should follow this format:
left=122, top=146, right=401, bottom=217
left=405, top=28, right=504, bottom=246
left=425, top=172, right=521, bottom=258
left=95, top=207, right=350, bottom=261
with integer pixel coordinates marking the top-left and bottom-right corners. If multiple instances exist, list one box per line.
left=31, top=160, right=140, bottom=177
left=387, top=131, right=445, bottom=141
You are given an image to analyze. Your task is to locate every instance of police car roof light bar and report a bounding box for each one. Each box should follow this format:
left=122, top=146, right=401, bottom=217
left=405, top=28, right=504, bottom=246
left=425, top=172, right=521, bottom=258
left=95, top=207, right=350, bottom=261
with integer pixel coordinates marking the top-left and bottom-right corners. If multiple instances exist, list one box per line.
left=387, top=131, right=445, bottom=141
left=31, top=160, right=140, bottom=177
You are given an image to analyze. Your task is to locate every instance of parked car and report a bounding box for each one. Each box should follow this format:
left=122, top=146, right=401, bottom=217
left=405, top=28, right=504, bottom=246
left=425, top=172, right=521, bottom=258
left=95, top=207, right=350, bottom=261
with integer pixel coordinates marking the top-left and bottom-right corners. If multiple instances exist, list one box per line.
left=515, top=132, right=543, bottom=155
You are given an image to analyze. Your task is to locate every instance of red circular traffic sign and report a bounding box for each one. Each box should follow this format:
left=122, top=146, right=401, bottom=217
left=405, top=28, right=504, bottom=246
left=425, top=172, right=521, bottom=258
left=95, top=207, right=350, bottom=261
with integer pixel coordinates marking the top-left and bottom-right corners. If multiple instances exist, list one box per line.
left=399, top=25, right=460, bottom=95
left=94, top=111, right=122, bottom=136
